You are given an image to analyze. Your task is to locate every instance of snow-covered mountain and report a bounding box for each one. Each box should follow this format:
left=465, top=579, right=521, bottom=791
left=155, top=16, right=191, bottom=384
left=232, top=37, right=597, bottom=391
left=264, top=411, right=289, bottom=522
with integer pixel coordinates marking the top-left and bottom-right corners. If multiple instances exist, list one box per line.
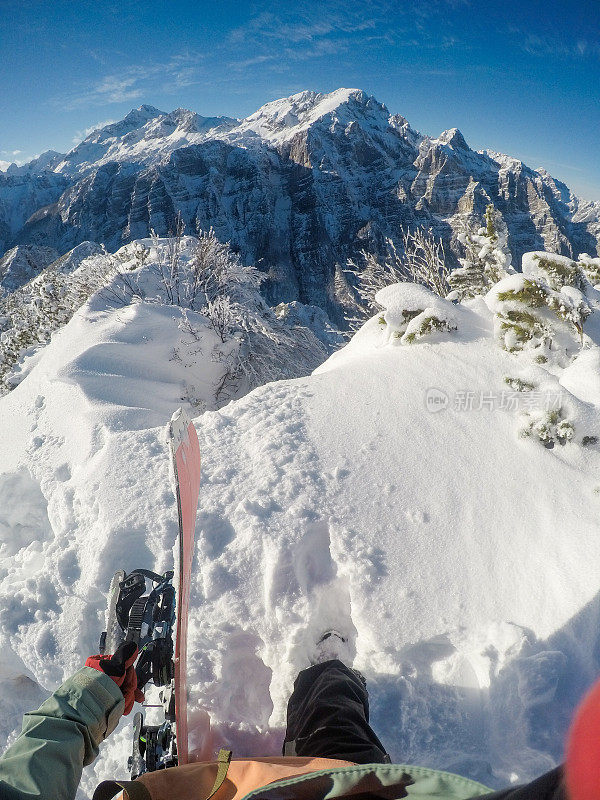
left=0, top=244, right=60, bottom=292
left=2, top=251, right=600, bottom=796
left=2, top=89, right=599, bottom=325
left=53, top=105, right=237, bottom=177
left=0, top=169, right=68, bottom=257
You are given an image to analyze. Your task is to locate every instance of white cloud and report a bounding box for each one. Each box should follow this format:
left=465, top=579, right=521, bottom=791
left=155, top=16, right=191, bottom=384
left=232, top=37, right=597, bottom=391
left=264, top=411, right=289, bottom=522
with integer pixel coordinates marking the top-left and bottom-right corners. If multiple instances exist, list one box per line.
left=95, top=74, right=144, bottom=103
left=72, top=119, right=118, bottom=144
left=57, top=53, right=205, bottom=111
left=229, top=7, right=377, bottom=48
left=521, top=33, right=600, bottom=59
left=229, top=54, right=278, bottom=70
left=0, top=151, right=29, bottom=168
left=226, top=0, right=467, bottom=70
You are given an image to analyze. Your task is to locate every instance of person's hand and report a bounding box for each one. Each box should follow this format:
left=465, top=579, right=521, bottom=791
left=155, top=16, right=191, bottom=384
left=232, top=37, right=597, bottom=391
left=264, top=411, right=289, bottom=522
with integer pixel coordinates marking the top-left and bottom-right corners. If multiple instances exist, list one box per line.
left=85, top=640, right=145, bottom=714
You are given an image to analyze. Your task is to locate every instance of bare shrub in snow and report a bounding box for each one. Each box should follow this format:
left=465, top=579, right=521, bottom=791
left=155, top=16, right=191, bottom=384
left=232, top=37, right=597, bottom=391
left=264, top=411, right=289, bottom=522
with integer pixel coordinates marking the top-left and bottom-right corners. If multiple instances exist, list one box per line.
left=142, top=230, right=328, bottom=405
left=0, top=232, right=328, bottom=402
left=190, top=229, right=262, bottom=307
left=148, top=226, right=262, bottom=313
left=107, top=230, right=328, bottom=406
left=226, top=303, right=327, bottom=398
left=345, top=228, right=450, bottom=326
left=148, top=212, right=188, bottom=306
left=400, top=228, right=451, bottom=298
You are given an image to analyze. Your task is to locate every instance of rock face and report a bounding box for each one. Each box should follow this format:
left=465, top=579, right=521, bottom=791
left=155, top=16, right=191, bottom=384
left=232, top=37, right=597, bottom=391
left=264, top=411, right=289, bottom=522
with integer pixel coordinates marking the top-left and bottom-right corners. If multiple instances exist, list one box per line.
left=0, top=245, right=60, bottom=293
left=2, top=88, right=599, bottom=324
left=0, top=169, right=68, bottom=257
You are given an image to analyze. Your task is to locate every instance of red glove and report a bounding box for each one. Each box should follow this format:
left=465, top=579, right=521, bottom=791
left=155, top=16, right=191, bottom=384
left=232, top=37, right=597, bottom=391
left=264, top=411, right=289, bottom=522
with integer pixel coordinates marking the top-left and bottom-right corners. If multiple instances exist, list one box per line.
left=86, top=640, right=145, bottom=715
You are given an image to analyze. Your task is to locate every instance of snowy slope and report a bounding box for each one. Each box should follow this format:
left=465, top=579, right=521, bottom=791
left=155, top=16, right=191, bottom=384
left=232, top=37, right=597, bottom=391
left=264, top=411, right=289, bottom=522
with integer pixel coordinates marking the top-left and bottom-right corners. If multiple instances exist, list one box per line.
left=183, top=306, right=600, bottom=786
left=53, top=106, right=237, bottom=177
left=2, top=270, right=600, bottom=796
left=230, top=88, right=395, bottom=146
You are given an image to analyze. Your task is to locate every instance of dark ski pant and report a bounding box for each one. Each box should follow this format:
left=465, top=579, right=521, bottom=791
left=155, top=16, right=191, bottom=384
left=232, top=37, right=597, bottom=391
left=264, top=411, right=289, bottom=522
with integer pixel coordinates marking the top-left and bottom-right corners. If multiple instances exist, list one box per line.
left=283, top=660, right=390, bottom=763
left=283, top=660, right=568, bottom=799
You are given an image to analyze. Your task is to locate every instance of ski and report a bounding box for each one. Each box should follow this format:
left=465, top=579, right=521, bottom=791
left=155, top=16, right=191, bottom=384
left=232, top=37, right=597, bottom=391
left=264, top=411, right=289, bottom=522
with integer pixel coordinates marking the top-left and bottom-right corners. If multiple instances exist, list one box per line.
left=168, top=407, right=201, bottom=766
left=99, top=407, right=201, bottom=777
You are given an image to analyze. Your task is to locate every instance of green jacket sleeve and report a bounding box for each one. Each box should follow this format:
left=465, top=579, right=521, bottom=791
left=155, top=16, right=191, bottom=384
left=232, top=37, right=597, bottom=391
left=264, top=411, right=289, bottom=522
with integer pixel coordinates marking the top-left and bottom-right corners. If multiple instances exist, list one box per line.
left=0, top=666, right=125, bottom=800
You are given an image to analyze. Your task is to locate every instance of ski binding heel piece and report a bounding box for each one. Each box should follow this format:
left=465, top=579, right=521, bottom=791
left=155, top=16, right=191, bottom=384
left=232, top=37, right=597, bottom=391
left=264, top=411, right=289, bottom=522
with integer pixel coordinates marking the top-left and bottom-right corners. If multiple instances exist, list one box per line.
left=99, top=568, right=175, bottom=692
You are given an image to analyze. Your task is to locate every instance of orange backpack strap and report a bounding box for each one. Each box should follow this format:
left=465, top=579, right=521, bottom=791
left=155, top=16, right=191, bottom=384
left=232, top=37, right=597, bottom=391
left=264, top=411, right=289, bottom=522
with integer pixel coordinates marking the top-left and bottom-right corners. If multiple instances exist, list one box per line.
left=92, top=779, right=152, bottom=800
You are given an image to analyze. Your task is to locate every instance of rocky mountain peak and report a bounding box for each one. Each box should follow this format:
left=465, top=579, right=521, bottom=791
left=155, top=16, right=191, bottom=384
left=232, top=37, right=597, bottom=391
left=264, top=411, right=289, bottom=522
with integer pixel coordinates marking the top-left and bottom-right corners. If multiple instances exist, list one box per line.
left=436, top=127, right=470, bottom=150
left=484, top=149, right=525, bottom=171
left=389, top=114, right=424, bottom=148
left=167, top=107, right=237, bottom=134
left=79, top=105, right=166, bottom=147
left=237, top=88, right=390, bottom=143
left=3, top=150, right=64, bottom=176
left=1, top=87, right=599, bottom=318
left=121, top=104, right=165, bottom=127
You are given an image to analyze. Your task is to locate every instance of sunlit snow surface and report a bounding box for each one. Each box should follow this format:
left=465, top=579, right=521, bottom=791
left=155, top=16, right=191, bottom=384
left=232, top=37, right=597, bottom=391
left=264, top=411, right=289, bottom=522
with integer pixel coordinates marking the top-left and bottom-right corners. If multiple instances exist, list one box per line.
left=2, top=288, right=600, bottom=796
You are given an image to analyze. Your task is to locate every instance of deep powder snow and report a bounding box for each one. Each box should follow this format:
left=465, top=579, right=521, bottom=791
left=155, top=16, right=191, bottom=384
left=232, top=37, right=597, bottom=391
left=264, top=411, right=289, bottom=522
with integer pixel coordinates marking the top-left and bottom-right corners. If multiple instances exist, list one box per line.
left=1, top=282, right=600, bottom=795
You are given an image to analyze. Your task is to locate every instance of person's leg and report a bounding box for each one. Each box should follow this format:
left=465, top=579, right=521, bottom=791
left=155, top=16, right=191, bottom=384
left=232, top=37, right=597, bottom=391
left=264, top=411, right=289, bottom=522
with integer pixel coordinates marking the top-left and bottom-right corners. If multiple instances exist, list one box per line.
left=282, top=659, right=390, bottom=764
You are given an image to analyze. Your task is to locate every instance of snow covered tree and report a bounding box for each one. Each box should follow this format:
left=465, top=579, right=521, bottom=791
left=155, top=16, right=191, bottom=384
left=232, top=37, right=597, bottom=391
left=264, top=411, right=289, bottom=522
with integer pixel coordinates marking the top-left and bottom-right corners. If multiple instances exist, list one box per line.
left=375, top=282, right=457, bottom=345
left=0, top=252, right=116, bottom=393
left=578, top=253, right=600, bottom=287
left=448, top=204, right=513, bottom=301
left=522, top=252, right=588, bottom=293
left=486, top=273, right=591, bottom=363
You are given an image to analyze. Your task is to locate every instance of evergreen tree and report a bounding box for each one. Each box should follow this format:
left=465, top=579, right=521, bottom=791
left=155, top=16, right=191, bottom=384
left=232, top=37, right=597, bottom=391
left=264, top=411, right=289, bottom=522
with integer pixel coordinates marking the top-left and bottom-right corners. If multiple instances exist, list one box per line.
left=449, top=204, right=513, bottom=300
left=578, top=253, right=600, bottom=287
left=486, top=273, right=591, bottom=364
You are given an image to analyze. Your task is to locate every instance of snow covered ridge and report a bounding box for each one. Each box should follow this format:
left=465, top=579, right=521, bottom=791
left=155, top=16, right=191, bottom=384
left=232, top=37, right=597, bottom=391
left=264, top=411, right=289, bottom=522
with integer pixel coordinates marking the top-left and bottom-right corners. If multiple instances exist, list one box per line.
left=0, top=234, right=332, bottom=401
left=1, top=88, right=599, bottom=324
left=3, top=234, right=600, bottom=794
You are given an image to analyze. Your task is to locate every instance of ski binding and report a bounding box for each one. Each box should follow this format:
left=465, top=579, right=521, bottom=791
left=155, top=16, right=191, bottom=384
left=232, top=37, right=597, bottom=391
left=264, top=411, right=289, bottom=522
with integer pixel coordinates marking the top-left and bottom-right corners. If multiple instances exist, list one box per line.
left=100, top=568, right=177, bottom=777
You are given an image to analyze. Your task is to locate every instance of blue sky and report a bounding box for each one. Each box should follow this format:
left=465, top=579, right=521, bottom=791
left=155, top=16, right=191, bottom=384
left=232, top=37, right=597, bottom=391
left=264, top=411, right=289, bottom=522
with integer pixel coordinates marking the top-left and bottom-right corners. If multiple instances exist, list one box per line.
left=1, top=0, right=599, bottom=200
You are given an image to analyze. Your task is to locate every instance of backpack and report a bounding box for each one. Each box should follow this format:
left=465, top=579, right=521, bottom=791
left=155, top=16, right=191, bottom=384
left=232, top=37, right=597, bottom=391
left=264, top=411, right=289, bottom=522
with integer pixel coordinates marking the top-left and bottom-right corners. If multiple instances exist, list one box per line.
left=92, top=751, right=413, bottom=800
left=92, top=750, right=492, bottom=800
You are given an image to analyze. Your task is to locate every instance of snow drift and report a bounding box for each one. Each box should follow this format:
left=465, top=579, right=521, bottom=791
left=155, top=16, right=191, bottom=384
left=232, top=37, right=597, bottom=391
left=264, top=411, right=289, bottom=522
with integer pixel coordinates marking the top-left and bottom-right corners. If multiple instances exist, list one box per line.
left=2, top=263, right=600, bottom=796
